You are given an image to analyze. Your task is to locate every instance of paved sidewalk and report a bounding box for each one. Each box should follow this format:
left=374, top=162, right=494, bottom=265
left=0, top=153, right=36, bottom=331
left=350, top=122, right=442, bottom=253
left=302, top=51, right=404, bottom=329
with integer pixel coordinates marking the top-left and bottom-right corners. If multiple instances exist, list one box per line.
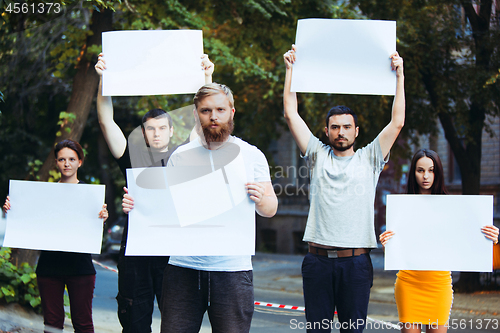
left=1, top=251, right=499, bottom=332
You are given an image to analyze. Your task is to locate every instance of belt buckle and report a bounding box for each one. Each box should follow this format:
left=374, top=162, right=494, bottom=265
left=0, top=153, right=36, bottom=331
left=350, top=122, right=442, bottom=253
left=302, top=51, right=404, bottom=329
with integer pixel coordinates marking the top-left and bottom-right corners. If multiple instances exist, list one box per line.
left=327, top=250, right=338, bottom=258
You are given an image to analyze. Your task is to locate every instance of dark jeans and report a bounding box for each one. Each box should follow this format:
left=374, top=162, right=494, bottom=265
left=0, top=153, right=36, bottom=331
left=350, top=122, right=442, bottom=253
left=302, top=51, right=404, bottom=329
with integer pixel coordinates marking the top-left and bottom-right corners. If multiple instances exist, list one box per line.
left=37, top=274, right=96, bottom=333
left=160, top=264, right=254, bottom=333
left=302, top=252, right=373, bottom=333
left=116, top=254, right=169, bottom=333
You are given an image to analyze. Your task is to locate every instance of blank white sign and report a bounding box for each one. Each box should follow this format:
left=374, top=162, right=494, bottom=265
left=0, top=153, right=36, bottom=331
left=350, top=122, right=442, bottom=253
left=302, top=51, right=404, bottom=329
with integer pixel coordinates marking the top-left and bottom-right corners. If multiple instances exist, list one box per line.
left=3, top=180, right=105, bottom=254
left=291, top=18, right=397, bottom=95
left=102, top=30, right=205, bottom=96
left=385, top=195, right=494, bottom=272
left=125, top=163, right=255, bottom=256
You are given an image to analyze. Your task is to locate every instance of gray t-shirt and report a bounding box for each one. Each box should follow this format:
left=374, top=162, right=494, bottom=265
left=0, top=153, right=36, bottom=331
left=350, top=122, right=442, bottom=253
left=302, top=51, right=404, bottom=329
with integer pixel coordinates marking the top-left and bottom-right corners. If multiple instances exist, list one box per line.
left=302, top=134, right=388, bottom=248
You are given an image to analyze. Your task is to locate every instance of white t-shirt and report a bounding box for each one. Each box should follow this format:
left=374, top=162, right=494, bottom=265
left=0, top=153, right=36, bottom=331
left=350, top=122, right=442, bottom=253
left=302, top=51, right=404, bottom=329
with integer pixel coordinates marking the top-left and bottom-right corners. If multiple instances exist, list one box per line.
left=168, top=136, right=271, bottom=271
left=302, top=134, right=388, bottom=248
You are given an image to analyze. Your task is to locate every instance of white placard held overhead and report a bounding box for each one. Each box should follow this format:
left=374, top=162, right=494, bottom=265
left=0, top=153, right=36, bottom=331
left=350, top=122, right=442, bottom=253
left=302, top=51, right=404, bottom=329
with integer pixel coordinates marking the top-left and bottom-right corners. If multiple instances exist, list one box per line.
left=102, top=30, right=205, bottom=96
left=291, top=18, right=397, bottom=95
left=385, top=195, right=494, bottom=272
left=3, top=180, right=105, bottom=254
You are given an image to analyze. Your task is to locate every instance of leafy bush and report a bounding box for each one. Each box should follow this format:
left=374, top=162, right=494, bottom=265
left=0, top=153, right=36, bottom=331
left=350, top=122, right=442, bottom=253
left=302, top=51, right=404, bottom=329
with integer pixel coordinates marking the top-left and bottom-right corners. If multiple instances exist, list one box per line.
left=0, top=247, right=41, bottom=312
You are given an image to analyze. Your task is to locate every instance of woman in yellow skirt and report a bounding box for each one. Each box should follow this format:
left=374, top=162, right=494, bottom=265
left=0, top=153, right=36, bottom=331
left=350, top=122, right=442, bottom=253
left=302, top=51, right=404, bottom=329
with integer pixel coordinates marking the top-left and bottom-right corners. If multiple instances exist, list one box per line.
left=380, top=149, right=499, bottom=333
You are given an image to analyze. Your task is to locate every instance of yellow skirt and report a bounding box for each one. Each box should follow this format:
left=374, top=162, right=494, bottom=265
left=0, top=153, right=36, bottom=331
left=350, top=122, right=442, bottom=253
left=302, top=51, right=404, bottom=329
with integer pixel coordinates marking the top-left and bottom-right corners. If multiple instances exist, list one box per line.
left=394, top=270, right=453, bottom=326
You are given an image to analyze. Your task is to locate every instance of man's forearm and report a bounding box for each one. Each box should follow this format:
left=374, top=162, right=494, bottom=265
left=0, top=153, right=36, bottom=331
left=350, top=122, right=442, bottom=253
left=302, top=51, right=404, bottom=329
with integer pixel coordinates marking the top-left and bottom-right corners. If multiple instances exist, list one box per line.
left=283, top=68, right=298, bottom=121
left=391, top=75, right=405, bottom=128
left=96, top=78, right=127, bottom=159
left=205, top=74, right=212, bottom=84
left=97, top=78, right=114, bottom=125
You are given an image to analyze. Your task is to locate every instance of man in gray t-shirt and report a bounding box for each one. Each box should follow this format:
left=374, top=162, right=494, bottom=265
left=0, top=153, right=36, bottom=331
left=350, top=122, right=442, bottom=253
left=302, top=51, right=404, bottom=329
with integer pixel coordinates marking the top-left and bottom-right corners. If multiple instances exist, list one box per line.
left=283, top=45, right=405, bottom=333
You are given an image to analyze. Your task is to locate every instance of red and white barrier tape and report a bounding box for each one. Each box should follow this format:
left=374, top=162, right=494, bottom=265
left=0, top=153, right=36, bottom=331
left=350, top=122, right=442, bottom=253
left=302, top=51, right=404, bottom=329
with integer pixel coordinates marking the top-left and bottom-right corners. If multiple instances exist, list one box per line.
left=254, top=301, right=305, bottom=312
left=92, top=259, right=399, bottom=328
left=253, top=302, right=399, bottom=329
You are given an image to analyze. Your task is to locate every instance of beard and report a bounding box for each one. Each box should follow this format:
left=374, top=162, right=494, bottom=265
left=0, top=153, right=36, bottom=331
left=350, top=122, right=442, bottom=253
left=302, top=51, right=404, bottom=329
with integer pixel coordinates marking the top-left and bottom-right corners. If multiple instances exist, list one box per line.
left=330, top=136, right=355, bottom=151
left=201, top=118, right=234, bottom=144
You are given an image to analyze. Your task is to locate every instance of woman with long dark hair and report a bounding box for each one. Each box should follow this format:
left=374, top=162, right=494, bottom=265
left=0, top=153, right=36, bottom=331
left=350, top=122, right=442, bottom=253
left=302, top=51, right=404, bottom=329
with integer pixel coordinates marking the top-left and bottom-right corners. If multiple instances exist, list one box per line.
left=3, top=139, right=108, bottom=333
left=380, top=149, right=499, bottom=333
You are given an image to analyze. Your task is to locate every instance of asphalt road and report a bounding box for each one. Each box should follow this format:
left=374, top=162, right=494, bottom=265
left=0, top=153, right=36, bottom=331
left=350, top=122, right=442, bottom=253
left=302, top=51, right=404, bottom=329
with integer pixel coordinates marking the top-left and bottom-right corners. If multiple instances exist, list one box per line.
left=0, top=223, right=497, bottom=333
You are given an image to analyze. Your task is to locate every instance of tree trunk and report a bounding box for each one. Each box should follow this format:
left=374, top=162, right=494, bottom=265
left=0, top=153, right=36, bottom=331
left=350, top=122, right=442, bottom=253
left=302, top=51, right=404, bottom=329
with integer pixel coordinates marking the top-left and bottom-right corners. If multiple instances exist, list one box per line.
left=452, top=158, right=482, bottom=291
left=11, top=9, right=113, bottom=268
left=452, top=101, right=486, bottom=292
left=421, top=1, right=492, bottom=292
left=9, top=249, right=40, bottom=267
left=452, top=0, right=492, bottom=293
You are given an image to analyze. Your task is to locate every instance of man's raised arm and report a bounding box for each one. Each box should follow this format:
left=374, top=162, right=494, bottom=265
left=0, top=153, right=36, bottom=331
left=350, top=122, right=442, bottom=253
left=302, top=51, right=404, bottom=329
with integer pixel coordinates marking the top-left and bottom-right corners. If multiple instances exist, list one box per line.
left=95, top=53, right=127, bottom=159
left=378, top=52, right=405, bottom=158
left=283, top=45, right=312, bottom=155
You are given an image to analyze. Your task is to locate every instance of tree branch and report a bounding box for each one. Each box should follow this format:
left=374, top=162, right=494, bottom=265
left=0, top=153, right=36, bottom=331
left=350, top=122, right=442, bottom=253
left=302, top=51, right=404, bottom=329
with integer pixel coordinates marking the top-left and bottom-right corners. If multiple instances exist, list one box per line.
left=461, top=0, right=479, bottom=30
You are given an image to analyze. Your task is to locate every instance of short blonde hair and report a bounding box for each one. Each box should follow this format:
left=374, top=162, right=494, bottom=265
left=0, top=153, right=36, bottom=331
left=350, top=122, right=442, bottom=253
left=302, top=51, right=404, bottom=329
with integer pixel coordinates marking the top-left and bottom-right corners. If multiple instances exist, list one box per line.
left=193, top=83, right=234, bottom=108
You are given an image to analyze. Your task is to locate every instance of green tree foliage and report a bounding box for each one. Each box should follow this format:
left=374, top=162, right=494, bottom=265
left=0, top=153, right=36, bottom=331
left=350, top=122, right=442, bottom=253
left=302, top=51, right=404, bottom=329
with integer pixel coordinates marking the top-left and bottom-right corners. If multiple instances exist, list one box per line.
left=107, top=0, right=407, bottom=165
left=6, top=0, right=491, bottom=273
left=0, top=0, right=370, bottom=202
left=3, top=0, right=494, bottom=221
left=2, top=0, right=497, bottom=293
left=0, top=1, right=417, bottom=256
left=350, top=0, right=500, bottom=189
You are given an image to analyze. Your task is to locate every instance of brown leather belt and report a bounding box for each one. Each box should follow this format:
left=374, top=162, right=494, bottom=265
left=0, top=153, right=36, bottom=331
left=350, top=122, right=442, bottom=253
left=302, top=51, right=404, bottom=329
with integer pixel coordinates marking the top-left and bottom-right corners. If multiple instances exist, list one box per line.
left=308, top=245, right=369, bottom=258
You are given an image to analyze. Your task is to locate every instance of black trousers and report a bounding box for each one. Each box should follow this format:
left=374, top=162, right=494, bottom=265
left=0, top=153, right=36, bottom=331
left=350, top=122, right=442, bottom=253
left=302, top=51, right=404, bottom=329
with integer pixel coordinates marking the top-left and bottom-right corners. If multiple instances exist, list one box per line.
left=160, top=264, right=254, bottom=333
left=302, top=252, right=373, bottom=333
left=116, top=253, right=169, bottom=333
